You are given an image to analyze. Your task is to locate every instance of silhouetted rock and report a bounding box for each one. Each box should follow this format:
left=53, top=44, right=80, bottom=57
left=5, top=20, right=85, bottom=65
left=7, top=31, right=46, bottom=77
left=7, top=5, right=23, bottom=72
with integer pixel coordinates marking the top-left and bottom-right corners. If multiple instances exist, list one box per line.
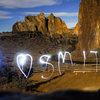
left=1, top=90, right=100, bottom=100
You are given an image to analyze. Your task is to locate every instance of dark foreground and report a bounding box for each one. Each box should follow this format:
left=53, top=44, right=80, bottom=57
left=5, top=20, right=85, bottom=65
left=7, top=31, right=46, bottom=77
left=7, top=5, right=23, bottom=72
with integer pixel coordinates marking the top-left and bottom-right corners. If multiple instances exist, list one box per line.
left=1, top=90, right=100, bottom=100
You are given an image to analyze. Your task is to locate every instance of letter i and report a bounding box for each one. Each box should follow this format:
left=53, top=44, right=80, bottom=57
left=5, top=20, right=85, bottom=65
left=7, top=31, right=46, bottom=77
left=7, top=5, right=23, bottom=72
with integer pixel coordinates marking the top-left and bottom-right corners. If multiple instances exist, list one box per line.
left=83, top=51, right=86, bottom=67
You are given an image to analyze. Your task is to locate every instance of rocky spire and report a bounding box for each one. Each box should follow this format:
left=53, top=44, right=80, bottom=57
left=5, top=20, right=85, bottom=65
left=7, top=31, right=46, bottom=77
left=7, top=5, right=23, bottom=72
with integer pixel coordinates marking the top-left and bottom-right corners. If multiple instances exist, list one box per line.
left=12, top=13, right=69, bottom=35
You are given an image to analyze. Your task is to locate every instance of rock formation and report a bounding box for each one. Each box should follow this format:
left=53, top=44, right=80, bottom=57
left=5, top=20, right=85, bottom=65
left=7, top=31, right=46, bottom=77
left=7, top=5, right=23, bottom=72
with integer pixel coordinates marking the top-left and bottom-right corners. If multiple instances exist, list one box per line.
left=47, top=13, right=69, bottom=34
left=13, top=22, right=30, bottom=32
left=12, top=13, right=69, bottom=35
left=72, top=23, right=79, bottom=35
left=13, top=13, right=47, bottom=34
left=78, top=0, right=100, bottom=52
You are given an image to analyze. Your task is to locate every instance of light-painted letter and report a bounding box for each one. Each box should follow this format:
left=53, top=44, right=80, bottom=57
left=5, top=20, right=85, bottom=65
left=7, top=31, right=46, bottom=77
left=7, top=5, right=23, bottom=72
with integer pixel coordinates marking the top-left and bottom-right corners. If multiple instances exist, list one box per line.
left=90, top=51, right=98, bottom=72
left=39, top=55, right=54, bottom=79
left=58, top=51, right=73, bottom=75
left=83, top=51, right=86, bottom=66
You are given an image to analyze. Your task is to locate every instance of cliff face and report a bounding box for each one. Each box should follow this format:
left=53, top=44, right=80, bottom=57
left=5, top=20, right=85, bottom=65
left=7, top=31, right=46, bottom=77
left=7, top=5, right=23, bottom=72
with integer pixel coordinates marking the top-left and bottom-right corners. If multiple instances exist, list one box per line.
left=12, top=13, right=69, bottom=35
left=72, top=23, right=79, bottom=35
left=78, top=0, right=100, bottom=52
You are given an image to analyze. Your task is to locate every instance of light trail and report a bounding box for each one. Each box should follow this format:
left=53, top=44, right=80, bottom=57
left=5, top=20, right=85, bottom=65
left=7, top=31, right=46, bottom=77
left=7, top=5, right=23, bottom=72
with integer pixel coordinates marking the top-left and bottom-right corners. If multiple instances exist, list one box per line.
left=58, top=51, right=73, bottom=75
left=39, top=55, right=54, bottom=79
left=17, top=53, right=33, bottom=78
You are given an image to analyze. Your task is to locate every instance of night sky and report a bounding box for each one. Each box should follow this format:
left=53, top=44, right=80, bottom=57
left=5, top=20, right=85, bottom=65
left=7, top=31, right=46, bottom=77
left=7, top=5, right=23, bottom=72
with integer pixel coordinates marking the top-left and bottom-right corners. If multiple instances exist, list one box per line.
left=0, top=0, right=81, bottom=32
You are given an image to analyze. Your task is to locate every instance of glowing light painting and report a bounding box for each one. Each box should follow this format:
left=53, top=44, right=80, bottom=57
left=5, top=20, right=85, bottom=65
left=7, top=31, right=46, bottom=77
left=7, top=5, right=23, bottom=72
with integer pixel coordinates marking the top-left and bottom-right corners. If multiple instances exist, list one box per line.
left=58, top=51, right=73, bottom=75
left=17, top=53, right=33, bottom=78
left=83, top=51, right=86, bottom=67
left=16, top=50, right=99, bottom=79
left=90, top=51, right=98, bottom=72
left=39, top=55, right=54, bottom=79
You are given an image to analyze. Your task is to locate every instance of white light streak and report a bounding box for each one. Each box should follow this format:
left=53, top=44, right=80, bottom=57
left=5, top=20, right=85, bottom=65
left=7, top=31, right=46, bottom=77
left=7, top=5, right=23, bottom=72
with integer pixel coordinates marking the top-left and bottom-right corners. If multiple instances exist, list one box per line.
left=17, top=53, right=33, bottom=78
left=39, top=55, right=54, bottom=79
left=83, top=51, right=86, bottom=67
left=58, top=51, right=73, bottom=75
left=18, top=54, right=26, bottom=67
left=90, top=51, right=98, bottom=72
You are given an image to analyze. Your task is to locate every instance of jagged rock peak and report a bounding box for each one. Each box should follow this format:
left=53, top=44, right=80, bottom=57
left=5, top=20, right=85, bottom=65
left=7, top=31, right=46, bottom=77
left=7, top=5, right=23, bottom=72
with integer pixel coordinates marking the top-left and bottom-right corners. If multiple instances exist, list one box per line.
left=12, top=13, right=69, bottom=35
left=48, top=13, right=55, bottom=18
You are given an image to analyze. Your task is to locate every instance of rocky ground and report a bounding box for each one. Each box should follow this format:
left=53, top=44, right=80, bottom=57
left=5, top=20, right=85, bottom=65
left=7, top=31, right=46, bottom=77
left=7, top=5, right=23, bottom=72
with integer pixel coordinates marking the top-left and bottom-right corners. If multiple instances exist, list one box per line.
left=0, top=31, right=100, bottom=95
left=0, top=31, right=78, bottom=93
left=0, top=32, right=78, bottom=70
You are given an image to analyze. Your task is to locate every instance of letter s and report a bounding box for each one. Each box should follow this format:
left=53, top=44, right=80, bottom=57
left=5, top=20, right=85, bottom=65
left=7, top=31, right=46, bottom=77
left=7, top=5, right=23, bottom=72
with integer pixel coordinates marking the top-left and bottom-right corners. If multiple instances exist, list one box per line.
left=39, top=55, right=54, bottom=79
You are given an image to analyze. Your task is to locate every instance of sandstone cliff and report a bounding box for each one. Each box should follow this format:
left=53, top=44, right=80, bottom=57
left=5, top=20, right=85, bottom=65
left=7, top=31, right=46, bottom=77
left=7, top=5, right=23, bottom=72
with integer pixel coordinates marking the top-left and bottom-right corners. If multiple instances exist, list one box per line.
left=47, top=13, right=69, bottom=34
left=72, top=23, right=79, bottom=35
left=78, top=0, right=100, bottom=52
left=12, top=13, right=69, bottom=35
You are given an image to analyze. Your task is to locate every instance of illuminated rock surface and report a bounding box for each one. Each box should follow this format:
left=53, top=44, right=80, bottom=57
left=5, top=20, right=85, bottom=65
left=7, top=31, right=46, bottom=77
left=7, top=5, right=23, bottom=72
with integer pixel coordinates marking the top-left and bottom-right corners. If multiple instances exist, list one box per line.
left=72, top=23, right=79, bottom=35
left=47, top=13, right=69, bottom=34
left=78, top=0, right=100, bottom=52
left=12, top=13, right=69, bottom=35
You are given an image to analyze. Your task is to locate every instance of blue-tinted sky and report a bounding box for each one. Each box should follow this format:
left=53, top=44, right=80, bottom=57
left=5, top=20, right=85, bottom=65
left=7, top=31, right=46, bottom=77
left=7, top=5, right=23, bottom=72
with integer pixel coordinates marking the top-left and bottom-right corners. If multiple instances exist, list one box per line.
left=0, top=0, right=81, bottom=33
